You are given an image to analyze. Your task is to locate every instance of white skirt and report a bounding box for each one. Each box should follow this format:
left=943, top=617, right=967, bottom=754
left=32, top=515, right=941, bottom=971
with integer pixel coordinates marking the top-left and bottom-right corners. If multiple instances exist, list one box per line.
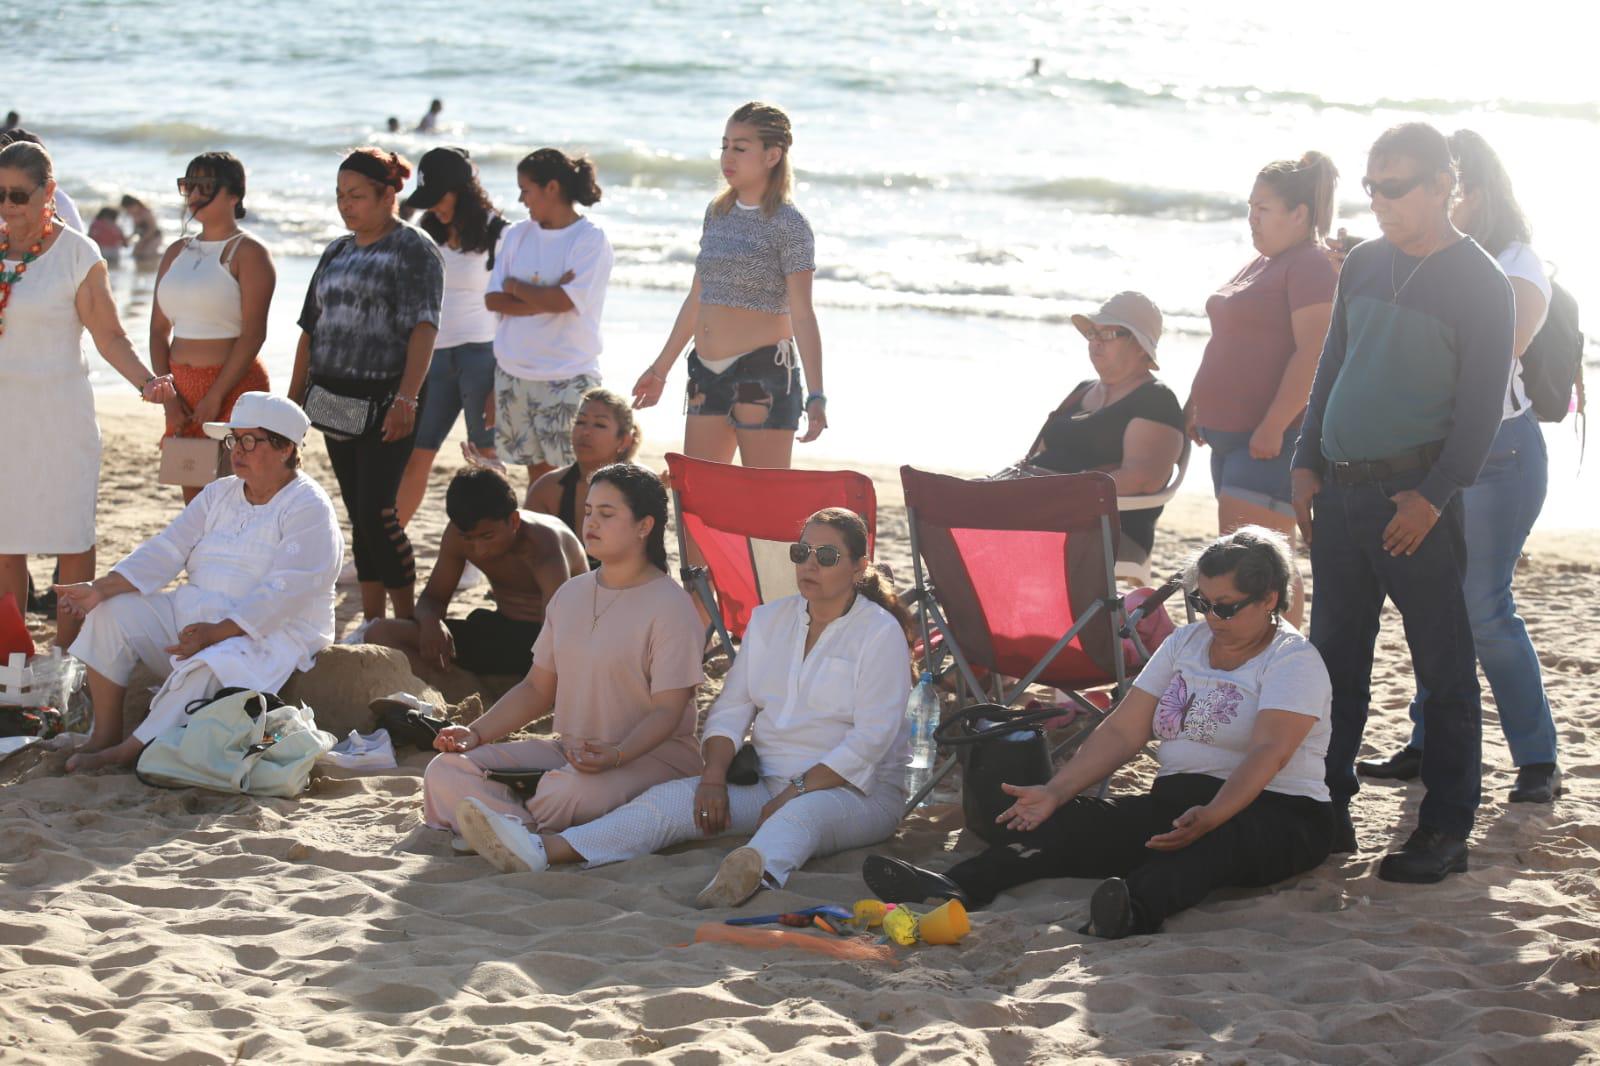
left=0, top=371, right=100, bottom=554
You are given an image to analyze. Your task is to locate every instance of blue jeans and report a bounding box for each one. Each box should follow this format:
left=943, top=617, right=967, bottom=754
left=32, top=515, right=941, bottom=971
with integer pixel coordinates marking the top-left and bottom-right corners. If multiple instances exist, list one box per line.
left=1309, top=467, right=1481, bottom=838
left=1407, top=412, right=1554, bottom=766
left=415, top=341, right=497, bottom=451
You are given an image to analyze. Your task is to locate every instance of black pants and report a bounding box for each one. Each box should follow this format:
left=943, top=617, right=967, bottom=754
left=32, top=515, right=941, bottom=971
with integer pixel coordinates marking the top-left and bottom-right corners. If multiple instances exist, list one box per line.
left=322, top=389, right=418, bottom=589
left=945, top=774, right=1333, bottom=933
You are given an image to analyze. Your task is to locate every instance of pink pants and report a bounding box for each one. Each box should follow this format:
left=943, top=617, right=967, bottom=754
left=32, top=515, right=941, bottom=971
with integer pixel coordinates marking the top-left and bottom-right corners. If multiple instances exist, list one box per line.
left=421, top=737, right=695, bottom=834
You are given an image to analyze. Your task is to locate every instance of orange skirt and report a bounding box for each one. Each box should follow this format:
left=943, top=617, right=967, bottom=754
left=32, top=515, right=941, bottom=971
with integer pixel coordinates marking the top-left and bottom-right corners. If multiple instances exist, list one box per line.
left=164, top=360, right=272, bottom=440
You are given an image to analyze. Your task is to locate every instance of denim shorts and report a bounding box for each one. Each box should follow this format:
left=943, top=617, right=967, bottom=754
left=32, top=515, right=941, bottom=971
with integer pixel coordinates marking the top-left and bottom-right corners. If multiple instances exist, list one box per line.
left=416, top=341, right=497, bottom=451
left=684, top=343, right=803, bottom=431
left=1201, top=424, right=1299, bottom=517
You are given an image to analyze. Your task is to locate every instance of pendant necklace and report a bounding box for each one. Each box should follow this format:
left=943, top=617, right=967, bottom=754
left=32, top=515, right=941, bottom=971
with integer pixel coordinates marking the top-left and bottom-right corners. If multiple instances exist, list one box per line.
left=592, top=579, right=625, bottom=632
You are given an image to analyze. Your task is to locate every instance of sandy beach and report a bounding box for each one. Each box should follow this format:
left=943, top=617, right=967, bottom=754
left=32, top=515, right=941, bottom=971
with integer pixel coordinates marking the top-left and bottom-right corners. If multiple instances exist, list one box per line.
left=1, top=395, right=1597, bottom=1064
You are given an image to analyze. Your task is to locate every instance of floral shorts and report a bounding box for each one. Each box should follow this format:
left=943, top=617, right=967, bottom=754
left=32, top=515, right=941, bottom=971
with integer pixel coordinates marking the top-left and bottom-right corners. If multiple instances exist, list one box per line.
left=494, top=368, right=601, bottom=467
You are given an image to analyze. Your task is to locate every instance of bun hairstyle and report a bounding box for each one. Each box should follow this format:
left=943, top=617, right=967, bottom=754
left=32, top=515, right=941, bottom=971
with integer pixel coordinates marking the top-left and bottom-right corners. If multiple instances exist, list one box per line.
left=517, top=148, right=602, bottom=207
left=185, top=151, right=248, bottom=219
left=1447, top=129, right=1531, bottom=258
left=1190, top=524, right=1294, bottom=620
left=340, top=146, right=412, bottom=193
left=802, top=508, right=914, bottom=642
left=588, top=463, right=669, bottom=573
left=579, top=386, right=643, bottom=463
left=715, top=100, right=794, bottom=218
left=1256, top=150, right=1338, bottom=241
left=0, top=140, right=52, bottom=188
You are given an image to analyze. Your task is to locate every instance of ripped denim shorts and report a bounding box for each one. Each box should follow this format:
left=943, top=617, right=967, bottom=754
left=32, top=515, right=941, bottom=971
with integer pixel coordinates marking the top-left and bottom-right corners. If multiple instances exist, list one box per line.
left=684, top=339, right=803, bottom=431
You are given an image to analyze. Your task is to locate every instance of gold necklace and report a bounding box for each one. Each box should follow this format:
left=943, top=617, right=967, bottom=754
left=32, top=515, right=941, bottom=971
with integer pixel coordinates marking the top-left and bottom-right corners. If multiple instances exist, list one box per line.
left=591, top=579, right=625, bottom=632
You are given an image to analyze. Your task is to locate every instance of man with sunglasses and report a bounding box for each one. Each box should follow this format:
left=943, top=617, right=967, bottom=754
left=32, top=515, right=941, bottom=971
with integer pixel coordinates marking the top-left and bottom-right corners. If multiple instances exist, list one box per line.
left=1290, top=122, right=1514, bottom=884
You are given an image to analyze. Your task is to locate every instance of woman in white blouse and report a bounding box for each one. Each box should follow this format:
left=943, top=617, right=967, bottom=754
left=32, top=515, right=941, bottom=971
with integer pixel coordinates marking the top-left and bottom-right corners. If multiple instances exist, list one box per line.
left=455, top=507, right=914, bottom=909
left=56, top=393, right=344, bottom=773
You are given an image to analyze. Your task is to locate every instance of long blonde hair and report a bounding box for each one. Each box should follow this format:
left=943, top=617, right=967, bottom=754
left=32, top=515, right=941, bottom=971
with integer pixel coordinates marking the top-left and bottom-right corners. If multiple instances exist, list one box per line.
left=713, top=101, right=794, bottom=218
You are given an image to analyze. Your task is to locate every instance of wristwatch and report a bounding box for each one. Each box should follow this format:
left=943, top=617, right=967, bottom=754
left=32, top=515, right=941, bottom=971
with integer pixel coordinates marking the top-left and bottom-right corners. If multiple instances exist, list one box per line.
left=789, top=773, right=808, bottom=795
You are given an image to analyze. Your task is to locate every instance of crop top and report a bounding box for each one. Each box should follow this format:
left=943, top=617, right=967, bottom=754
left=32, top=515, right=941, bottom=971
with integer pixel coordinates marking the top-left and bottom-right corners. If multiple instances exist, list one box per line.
left=155, top=234, right=245, bottom=340
left=695, top=200, right=815, bottom=315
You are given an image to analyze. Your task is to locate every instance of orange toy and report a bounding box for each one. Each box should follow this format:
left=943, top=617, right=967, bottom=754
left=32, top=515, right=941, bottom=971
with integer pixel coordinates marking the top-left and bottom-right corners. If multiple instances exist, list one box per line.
left=693, top=923, right=898, bottom=965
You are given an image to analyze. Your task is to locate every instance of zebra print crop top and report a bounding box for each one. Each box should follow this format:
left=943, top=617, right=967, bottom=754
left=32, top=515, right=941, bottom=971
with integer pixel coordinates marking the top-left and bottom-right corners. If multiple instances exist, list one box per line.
left=695, top=200, right=816, bottom=315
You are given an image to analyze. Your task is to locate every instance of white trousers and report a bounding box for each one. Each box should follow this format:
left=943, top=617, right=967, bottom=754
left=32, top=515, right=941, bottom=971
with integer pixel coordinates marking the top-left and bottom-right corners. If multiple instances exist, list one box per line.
left=559, top=775, right=905, bottom=885
left=70, top=591, right=221, bottom=744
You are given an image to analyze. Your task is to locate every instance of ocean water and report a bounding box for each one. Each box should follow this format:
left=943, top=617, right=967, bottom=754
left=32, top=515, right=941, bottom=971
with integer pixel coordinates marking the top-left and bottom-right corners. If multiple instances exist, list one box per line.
left=10, top=0, right=1598, bottom=526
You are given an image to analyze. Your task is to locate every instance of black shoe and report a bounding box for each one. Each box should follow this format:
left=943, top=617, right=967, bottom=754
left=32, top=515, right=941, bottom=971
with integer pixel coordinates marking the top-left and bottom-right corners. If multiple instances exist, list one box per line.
left=1509, top=763, right=1562, bottom=804
left=1377, top=827, right=1469, bottom=884
left=1357, top=747, right=1422, bottom=781
left=861, top=855, right=970, bottom=908
left=1078, top=877, right=1136, bottom=940
left=1330, top=806, right=1357, bottom=854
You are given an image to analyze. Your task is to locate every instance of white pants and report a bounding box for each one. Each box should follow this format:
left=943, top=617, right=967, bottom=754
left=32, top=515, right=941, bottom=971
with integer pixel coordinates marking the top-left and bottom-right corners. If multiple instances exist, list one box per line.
left=70, top=591, right=221, bottom=744
left=560, top=775, right=905, bottom=885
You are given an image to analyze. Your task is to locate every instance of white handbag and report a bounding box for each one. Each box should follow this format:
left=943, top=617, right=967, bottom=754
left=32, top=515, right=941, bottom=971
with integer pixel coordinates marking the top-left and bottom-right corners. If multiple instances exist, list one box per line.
left=135, top=688, right=335, bottom=798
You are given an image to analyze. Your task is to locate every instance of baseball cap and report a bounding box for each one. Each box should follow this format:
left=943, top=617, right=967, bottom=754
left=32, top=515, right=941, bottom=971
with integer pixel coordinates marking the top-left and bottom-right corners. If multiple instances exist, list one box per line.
left=402, top=146, right=474, bottom=212
left=1071, top=291, right=1163, bottom=368
left=202, top=391, right=312, bottom=446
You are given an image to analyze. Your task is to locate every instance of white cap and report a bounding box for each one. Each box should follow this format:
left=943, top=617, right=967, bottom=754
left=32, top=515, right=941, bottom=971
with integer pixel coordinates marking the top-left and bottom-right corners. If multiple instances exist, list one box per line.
left=202, top=392, right=311, bottom=446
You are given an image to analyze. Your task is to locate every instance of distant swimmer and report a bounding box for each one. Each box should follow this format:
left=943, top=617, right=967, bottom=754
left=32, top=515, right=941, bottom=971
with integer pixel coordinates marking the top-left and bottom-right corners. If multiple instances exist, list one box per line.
left=417, top=99, right=443, bottom=134
left=121, top=194, right=163, bottom=262
left=1029, top=57, right=1042, bottom=77
left=387, top=116, right=401, bottom=134
left=2, top=111, right=17, bottom=131
left=88, top=207, right=126, bottom=264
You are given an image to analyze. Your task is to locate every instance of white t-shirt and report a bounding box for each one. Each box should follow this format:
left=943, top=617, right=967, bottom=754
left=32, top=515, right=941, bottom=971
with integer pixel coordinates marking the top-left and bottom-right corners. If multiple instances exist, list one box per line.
left=1132, top=620, right=1332, bottom=801
left=433, top=231, right=501, bottom=350
left=1499, top=241, right=1553, bottom=420
left=53, top=189, right=84, bottom=233
left=488, top=217, right=613, bottom=381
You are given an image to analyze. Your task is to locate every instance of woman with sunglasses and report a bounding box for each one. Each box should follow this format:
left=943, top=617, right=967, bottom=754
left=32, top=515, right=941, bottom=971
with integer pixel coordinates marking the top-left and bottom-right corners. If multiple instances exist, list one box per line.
left=453, top=507, right=916, bottom=911
left=56, top=392, right=342, bottom=773
left=151, top=152, right=276, bottom=503
left=863, top=526, right=1335, bottom=940
left=422, top=464, right=705, bottom=838
left=0, top=140, right=175, bottom=649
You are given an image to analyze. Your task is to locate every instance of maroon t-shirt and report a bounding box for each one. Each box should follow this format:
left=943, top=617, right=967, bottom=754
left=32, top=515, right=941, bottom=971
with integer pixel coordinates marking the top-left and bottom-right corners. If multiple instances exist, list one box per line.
left=1189, top=240, right=1337, bottom=434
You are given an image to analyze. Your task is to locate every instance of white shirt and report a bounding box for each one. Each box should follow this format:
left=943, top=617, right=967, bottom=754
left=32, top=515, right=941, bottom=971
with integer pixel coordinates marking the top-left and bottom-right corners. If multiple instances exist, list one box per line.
left=702, top=594, right=912, bottom=796
left=489, top=217, right=613, bottom=381
left=1132, top=620, right=1332, bottom=801
left=1498, top=242, right=1553, bottom=420
left=433, top=234, right=501, bottom=350
left=53, top=188, right=84, bottom=233
left=113, top=474, right=345, bottom=692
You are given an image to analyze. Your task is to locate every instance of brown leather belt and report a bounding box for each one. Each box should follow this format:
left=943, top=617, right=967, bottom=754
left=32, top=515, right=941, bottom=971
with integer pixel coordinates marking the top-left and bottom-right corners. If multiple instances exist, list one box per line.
left=1327, top=441, right=1444, bottom=487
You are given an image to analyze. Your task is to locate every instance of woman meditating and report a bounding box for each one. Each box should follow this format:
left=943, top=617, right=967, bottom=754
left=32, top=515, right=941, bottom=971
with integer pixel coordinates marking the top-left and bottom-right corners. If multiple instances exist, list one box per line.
left=455, top=507, right=914, bottom=911
left=57, top=393, right=343, bottom=772
left=863, top=526, right=1334, bottom=939
left=422, top=464, right=704, bottom=834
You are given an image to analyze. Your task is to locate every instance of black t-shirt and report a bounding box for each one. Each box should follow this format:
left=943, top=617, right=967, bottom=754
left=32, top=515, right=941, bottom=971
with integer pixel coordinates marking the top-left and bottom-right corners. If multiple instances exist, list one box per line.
left=1029, top=378, right=1184, bottom=554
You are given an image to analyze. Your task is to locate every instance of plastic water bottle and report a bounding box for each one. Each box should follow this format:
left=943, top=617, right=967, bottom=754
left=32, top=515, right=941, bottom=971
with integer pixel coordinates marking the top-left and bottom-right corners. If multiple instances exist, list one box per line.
left=904, top=671, right=939, bottom=802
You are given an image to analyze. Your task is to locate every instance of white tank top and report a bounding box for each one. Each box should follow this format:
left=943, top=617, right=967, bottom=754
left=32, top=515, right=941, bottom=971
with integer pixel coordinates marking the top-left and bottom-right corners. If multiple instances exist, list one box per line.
left=156, top=233, right=245, bottom=339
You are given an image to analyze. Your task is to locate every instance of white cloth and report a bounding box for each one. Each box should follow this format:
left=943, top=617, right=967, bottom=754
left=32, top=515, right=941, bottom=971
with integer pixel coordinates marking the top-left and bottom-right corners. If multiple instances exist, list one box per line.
left=560, top=773, right=904, bottom=885
left=1132, top=619, right=1332, bottom=801
left=70, top=474, right=344, bottom=742
left=701, top=594, right=913, bottom=796
left=1498, top=242, right=1553, bottom=420
left=53, top=189, right=84, bottom=233
left=489, top=217, right=613, bottom=381
left=0, top=225, right=103, bottom=553
left=433, top=235, right=500, bottom=350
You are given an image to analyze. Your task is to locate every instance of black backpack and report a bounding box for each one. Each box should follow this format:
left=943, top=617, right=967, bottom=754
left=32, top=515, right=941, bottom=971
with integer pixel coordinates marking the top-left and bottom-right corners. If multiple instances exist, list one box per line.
left=1520, top=281, right=1585, bottom=423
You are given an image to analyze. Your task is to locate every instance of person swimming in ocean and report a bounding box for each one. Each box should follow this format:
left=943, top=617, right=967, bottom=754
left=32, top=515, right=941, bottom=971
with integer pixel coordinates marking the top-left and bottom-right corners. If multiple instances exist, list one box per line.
left=417, top=99, right=443, bottom=134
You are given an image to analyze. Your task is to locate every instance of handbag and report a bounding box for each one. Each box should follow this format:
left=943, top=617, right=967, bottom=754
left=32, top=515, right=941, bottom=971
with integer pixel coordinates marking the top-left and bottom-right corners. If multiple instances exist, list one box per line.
left=159, top=436, right=224, bottom=487
left=303, top=383, right=387, bottom=441
left=933, top=703, right=1057, bottom=846
left=135, top=688, right=335, bottom=798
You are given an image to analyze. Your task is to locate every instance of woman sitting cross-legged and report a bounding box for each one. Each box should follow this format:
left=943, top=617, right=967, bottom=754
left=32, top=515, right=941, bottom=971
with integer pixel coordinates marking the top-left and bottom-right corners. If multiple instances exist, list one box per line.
left=862, top=526, right=1334, bottom=939
left=422, top=463, right=705, bottom=834
left=455, top=507, right=915, bottom=910
left=58, top=393, right=343, bottom=772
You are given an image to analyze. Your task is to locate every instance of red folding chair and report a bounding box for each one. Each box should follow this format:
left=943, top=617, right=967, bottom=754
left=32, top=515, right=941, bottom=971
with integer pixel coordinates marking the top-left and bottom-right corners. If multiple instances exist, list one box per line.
left=900, top=466, right=1165, bottom=812
left=665, top=453, right=878, bottom=656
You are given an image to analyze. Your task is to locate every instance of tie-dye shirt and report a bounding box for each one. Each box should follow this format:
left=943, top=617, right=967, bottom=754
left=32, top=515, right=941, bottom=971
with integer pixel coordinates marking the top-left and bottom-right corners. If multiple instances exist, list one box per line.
left=1132, top=619, right=1331, bottom=800
left=298, top=222, right=444, bottom=384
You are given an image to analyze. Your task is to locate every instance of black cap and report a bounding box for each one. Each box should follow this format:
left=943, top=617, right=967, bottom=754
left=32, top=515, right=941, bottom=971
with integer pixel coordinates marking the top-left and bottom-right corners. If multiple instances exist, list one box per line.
left=402, top=146, right=473, bottom=211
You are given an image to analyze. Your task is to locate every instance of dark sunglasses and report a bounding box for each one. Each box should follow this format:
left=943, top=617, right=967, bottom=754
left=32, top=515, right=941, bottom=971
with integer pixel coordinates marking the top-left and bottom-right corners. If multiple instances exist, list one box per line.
left=1361, top=174, right=1428, bottom=200
left=177, top=177, right=218, bottom=196
left=789, top=542, right=842, bottom=567
left=1079, top=324, right=1132, bottom=344
left=222, top=431, right=271, bottom=452
left=1186, top=590, right=1260, bottom=620
left=0, top=186, right=38, bottom=206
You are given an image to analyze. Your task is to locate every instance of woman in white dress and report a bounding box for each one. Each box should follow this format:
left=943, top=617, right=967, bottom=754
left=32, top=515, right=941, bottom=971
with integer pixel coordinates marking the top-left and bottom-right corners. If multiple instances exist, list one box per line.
left=0, top=141, right=175, bottom=646
left=56, top=393, right=344, bottom=773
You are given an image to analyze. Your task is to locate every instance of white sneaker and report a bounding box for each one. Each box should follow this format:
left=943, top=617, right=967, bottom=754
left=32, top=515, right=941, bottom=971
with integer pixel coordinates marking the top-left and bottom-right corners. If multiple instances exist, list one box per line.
left=694, top=846, right=767, bottom=909
left=456, top=561, right=485, bottom=591
left=455, top=797, right=547, bottom=873
left=337, top=560, right=359, bottom=585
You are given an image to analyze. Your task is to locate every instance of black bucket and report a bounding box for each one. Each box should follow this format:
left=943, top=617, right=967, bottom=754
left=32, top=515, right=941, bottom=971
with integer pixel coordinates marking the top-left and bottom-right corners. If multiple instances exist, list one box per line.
left=933, top=702, right=1057, bottom=845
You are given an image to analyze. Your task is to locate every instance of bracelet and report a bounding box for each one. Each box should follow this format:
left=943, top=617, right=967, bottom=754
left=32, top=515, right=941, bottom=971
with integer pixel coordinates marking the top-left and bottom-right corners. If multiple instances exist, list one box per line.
left=804, top=392, right=827, bottom=408
left=392, top=394, right=418, bottom=411
left=138, top=374, right=154, bottom=395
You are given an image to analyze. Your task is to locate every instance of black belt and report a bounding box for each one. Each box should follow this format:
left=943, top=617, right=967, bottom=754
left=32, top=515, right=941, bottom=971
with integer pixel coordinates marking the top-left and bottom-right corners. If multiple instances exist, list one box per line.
left=1326, top=442, right=1444, bottom=487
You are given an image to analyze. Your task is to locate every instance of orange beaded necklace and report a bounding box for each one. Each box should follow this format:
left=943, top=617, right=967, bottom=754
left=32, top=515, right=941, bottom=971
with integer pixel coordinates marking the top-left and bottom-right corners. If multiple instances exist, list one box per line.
left=0, top=218, right=54, bottom=338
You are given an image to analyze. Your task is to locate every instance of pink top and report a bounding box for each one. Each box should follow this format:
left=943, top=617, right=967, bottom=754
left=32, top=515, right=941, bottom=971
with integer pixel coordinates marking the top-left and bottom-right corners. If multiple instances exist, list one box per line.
left=531, top=570, right=705, bottom=775
left=1190, top=240, right=1337, bottom=434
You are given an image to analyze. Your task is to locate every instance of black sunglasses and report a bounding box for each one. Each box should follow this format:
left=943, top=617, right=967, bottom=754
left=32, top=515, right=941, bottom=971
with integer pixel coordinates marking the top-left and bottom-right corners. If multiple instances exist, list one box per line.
left=177, top=177, right=218, bottom=196
left=1079, top=324, right=1132, bottom=343
left=0, top=186, right=38, bottom=206
left=789, top=542, right=842, bottom=567
left=1186, top=590, right=1261, bottom=620
left=1361, top=174, right=1428, bottom=201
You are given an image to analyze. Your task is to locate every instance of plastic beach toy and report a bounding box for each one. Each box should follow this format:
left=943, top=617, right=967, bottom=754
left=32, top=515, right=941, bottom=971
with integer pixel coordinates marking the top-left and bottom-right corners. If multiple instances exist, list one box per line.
left=880, top=898, right=971, bottom=946
left=693, top=923, right=897, bottom=964
left=725, top=904, right=853, bottom=928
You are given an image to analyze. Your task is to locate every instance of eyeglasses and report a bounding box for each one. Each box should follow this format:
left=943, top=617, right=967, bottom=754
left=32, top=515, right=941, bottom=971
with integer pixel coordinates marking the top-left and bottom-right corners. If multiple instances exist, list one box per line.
left=1080, top=325, right=1132, bottom=344
left=1361, top=174, right=1428, bottom=201
left=222, top=432, right=271, bottom=452
left=1186, top=590, right=1261, bottom=620
left=0, top=186, right=38, bottom=206
left=789, top=542, right=842, bottom=567
left=177, top=177, right=218, bottom=197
